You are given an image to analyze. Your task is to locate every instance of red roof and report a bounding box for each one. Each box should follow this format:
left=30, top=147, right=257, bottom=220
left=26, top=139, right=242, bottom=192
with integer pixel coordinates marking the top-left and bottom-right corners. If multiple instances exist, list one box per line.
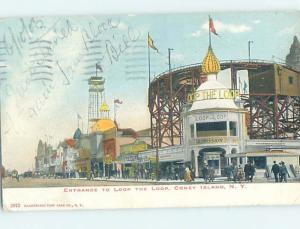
left=66, top=139, right=76, bottom=148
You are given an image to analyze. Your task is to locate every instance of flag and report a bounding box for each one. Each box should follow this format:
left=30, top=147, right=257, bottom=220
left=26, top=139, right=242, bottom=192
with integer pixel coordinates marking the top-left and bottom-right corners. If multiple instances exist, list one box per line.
left=148, top=34, right=159, bottom=52
left=77, top=114, right=82, bottom=119
left=114, top=99, right=123, bottom=104
left=209, top=16, right=218, bottom=35
left=96, top=63, right=103, bottom=72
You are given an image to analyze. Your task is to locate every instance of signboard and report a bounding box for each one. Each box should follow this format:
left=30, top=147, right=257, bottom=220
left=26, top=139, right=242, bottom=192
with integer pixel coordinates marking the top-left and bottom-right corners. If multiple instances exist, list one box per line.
left=120, top=141, right=148, bottom=154
left=193, top=112, right=227, bottom=122
left=206, top=154, right=220, bottom=160
left=190, top=137, right=238, bottom=145
left=188, top=89, right=240, bottom=102
left=104, top=154, right=112, bottom=164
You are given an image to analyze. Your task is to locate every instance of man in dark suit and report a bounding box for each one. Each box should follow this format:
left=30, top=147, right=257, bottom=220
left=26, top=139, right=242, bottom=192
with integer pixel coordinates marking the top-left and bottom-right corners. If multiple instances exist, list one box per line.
left=271, top=161, right=280, bottom=182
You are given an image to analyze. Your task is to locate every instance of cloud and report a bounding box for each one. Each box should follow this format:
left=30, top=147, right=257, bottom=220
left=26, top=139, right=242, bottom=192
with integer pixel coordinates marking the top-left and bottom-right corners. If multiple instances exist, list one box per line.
left=278, top=26, right=296, bottom=36
left=201, top=20, right=252, bottom=33
left=190, top=20, right=251, bottom=37
left=191, top=30, right=202, bottom=37
left=171, top=53, right=184, bottom=61
left=117, top=22, right=128, bottom=30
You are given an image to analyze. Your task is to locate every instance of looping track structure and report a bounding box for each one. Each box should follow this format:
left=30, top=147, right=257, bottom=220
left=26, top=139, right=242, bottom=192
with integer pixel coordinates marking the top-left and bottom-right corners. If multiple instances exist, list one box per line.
left=148, top=60, right=300, bottom=148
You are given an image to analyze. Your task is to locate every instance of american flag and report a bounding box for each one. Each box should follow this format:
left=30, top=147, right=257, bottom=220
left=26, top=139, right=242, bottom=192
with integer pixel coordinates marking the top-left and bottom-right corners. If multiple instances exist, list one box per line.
left=96, top=63, right=103, bottom=72
left=114, top=99, right=123, bottom=104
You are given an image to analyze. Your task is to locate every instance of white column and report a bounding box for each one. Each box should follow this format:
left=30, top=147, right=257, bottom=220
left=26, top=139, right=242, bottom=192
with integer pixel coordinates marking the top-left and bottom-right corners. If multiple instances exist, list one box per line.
left=194, top=149, right=199, bottom=177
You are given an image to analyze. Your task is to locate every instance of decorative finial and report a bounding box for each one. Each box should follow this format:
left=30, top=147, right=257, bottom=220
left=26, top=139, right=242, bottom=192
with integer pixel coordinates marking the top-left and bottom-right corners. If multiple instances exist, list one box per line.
left=100, top=102, right=109, bottom=112
left=201, top=45, right=221, bottom=75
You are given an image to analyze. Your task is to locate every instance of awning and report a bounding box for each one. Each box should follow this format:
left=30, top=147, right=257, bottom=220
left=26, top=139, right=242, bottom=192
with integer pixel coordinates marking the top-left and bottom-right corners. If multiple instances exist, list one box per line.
left=226, top=150, right=300, bottom=158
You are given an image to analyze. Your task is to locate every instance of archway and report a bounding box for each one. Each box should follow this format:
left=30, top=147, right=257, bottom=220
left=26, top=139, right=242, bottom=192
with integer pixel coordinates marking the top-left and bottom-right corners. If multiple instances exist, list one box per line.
left=197, top=147, right=226, bottom=177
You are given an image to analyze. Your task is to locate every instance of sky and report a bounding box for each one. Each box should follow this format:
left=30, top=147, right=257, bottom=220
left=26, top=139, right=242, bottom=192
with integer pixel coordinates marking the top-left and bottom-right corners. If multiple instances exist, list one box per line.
left=1, top=11, right=300, bottom=172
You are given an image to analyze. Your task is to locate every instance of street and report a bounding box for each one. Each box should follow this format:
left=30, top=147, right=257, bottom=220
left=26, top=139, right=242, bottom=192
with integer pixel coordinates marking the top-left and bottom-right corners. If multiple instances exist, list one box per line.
left=3, top=176, right=300, bottom=188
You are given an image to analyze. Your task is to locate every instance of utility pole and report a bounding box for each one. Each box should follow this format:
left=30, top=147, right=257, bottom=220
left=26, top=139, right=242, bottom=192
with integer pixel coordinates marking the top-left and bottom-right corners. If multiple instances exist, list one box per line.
left=0, top=77, right=6, bottom=209
left=168, top=48, right=174, bottom=145
left=248, top=41, right=254, bottom=62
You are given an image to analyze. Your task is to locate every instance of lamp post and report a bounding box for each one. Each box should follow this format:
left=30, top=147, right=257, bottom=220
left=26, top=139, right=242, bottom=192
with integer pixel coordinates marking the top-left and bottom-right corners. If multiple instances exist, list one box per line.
left=248, top=41, right=254, bottom=62
left=168, top=48, right=174, bottom=145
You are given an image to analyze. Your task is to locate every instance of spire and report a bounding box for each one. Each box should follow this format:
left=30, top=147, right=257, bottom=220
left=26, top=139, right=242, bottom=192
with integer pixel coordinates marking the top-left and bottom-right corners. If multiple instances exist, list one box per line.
left=293, top=35, right=299, bottom=44
left=201, top=45, right=221, bottom=75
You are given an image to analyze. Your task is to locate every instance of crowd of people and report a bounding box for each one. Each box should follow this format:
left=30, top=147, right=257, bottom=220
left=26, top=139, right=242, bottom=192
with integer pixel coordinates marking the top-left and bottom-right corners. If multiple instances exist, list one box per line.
left=92, top=160, right=291, bottom=183
left=224, top=161, right=255, bottom=182
left=271, top=161, right=290, bottom=182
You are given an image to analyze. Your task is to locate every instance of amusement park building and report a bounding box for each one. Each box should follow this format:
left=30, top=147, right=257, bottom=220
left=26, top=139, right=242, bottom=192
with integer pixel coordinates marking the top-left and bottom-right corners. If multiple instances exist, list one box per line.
left=121, top=41, right=300, bottom=178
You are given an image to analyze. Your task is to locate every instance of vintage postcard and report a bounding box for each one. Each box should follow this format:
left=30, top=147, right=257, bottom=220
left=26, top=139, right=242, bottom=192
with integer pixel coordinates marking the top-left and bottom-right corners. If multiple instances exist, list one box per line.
left=1, top=11, right=300, bottom=211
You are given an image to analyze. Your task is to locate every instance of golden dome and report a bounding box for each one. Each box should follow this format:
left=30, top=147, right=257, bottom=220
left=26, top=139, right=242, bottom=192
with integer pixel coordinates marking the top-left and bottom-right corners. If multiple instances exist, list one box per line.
left=91, top=119, right=116, bottom=132
left=202, top=45, right=221, bottom=74
left=100, top=102, right=109, bottom=112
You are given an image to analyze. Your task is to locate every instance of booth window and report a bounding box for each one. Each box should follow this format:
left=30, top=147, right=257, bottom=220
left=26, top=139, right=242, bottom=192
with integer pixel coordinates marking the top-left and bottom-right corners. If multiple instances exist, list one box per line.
left=229, top=121, right=237, bottom=136
left=196, top=121, right=227, bottom=137
left=288, top=76, right=294, bottom=85
left=190, top=124, right=194, bottom=138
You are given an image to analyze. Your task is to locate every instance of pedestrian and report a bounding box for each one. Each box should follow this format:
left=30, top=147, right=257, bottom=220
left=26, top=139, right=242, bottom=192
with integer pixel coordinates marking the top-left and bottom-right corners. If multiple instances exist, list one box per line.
left=237, top=165, right=244, bottom=182
left=184, top=167, right=192, bottom=182
left=191, top=167, right=195, bottom=181
left=279, top=161, right=289, bottom=182
left=144, top=168, right=148, bottom=179
left=249, top=162, right=255, bottom=182
left=170, top=165, right=175, bottom=180
left=202, top=164, right=209, bottom=183
left=271, top=161, right=280, bottom=182
left=179, top=165, right=184, bottom=180
left=90, top=170, right=94, bottom=180
left=208, top=166, right=215, bottom=182
left=166, top=165, right=170, bottom=181
left=225, top=164, right=233, bottom=181
left=232, top=164, right=238, bottom=182
left=244, top=161, right=251, bottom=182
left=175, top=165, right=179, bottom=180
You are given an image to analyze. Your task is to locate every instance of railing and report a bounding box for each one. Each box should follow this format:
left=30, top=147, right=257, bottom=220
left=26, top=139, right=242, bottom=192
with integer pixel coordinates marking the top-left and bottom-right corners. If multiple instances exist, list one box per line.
left=151, top=59, right=289, bottom=83
left=246, top=139, right=300, bottom=147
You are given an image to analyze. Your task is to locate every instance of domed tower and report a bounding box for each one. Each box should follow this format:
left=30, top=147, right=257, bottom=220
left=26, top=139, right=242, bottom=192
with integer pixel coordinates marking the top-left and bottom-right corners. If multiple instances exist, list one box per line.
left=182, top=44, right=248, bottom=177
left=91, top=102, right=116, bottom=133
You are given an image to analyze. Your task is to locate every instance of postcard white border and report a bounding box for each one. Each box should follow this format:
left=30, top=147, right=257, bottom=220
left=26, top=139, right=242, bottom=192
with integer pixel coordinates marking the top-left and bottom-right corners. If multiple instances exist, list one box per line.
left=2, top=183, right=300, bottom=211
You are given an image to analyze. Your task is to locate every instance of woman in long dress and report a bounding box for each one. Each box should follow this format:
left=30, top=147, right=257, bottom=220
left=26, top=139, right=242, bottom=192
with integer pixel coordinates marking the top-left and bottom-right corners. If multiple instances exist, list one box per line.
left=184, top=167, right=192, bottom=182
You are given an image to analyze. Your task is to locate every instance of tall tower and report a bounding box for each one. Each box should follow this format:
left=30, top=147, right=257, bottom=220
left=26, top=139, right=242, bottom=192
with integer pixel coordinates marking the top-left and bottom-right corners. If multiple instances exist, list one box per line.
left=88, top=74, right=105, bottom=129
left=286, top=36, right=300, bottom=71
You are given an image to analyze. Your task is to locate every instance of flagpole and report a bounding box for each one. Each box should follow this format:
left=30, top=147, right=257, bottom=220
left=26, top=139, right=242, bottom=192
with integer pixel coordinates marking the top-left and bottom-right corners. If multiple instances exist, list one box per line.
left=148, top=33, right=151, bottom=86
left=208, top=15, right=212, bottom=46
left=148, top=32, right=154, bottom=148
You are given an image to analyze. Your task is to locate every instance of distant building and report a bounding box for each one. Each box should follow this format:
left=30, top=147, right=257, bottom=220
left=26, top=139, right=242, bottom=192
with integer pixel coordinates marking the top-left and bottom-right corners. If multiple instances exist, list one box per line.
left=286, top=36, right=300, bottom=71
